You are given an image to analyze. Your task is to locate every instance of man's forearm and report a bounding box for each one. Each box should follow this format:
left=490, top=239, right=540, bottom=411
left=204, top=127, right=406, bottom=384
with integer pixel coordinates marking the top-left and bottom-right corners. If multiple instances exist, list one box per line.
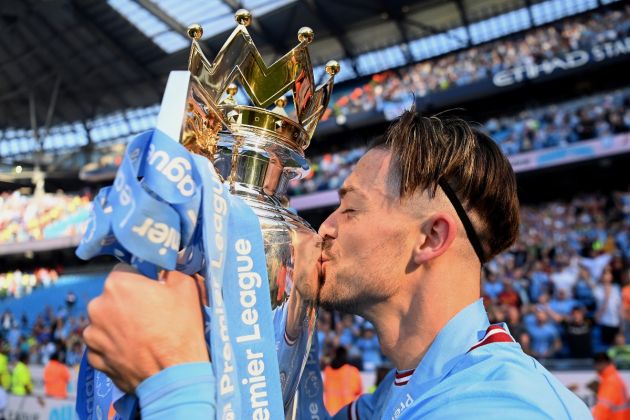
left=136, top=362, right=215, bottom=419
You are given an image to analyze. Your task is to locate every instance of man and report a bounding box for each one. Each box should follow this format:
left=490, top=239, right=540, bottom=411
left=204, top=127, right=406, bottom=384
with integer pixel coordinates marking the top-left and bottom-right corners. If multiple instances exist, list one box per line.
left=0, top=344, right=10, bottom=391
left=607, top=333, right=630, bottom=369
left=564, top=305, right=593, bottom=359
left=526, top=309, right=562, bottom=359
left=10, top=352, right=32, bottom=396
left=323, top=346, right=363, bottom=415
left=84, top=112, right=590, bottom=418
left=43, top=352, right=71, bottom=399
left=592, top=353, right=630, bottom=419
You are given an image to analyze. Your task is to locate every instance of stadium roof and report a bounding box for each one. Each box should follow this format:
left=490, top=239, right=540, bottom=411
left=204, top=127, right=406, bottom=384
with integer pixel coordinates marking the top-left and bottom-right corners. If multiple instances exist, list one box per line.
left=0, top=0, right=609, bottom=159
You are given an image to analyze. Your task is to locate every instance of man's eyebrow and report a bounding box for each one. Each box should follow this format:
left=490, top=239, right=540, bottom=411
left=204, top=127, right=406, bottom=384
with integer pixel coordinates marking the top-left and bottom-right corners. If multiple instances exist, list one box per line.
left=338, top=185, right=365, bottom=200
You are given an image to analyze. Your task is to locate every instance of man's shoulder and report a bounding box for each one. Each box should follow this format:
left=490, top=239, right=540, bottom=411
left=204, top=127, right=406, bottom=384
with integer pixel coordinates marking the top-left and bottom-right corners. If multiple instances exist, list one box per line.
left=411, top=344, right=591, bottom=419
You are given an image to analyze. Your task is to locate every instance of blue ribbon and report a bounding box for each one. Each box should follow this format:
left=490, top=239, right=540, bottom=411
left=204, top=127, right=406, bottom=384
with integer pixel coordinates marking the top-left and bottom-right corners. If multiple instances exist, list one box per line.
left=296, top=325, right=328, bottom=419
left=76, top=129, right=286, bottom=419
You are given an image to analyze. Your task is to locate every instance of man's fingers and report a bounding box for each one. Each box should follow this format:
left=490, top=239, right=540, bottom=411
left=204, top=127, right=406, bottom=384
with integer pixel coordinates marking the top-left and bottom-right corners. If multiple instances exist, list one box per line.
left=82, top=324, right=113, bottom=354
left=162, top=270, right=195, bottom=285
left=85, top=347, right=107, bottom=372
left=85, top=350, right=134, bottom=393
left=193, top=273, right=209, bottom=306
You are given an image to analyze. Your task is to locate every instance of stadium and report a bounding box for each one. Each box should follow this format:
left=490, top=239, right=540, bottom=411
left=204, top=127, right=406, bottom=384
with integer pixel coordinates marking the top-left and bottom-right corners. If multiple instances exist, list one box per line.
left=0, top=0, right=629, bottom=418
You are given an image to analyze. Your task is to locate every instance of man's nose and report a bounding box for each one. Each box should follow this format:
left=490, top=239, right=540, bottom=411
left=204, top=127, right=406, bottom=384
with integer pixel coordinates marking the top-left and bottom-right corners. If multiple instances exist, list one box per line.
left=318, top=211, right=338, bottom=239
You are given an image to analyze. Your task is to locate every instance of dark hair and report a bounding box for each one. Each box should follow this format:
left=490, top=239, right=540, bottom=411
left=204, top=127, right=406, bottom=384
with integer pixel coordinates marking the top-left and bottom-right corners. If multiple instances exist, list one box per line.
left=18, top=352, right=29, bottom=363
left=371, top=109, right=520, bottom=261
left=330, top=346, right=348, bottom=369
left=594, top=352, right=611, bottom=364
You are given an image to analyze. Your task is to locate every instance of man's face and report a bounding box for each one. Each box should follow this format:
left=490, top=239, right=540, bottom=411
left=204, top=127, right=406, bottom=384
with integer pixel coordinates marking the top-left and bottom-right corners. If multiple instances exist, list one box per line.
left=317, top=149, right=418, bottom=314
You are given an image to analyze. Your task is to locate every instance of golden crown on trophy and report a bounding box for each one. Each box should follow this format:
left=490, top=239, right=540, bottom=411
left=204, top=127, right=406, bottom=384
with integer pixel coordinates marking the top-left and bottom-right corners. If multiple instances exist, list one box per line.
left=181, top=9, right=340, bottom=158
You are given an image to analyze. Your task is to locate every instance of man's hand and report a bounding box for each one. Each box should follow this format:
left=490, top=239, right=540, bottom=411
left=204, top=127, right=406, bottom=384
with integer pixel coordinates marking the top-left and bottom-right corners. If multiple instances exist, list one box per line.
left=83, top=264, right=209, bottom=393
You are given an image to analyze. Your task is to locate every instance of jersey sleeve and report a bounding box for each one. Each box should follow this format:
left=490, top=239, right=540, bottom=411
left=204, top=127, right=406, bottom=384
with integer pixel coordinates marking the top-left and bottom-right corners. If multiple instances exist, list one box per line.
left=135, top=362, right=216, bottom=419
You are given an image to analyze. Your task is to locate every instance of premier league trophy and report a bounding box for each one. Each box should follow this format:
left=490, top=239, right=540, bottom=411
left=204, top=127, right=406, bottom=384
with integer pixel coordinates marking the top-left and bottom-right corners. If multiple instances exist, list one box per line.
left=154, top=8, right=339, bottom=417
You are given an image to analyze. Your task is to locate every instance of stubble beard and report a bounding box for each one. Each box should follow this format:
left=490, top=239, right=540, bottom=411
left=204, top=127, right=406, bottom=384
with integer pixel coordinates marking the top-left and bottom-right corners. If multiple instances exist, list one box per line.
left=318, top=267, right=363, bottom=314
left=318, top=267, right=392, bottom=316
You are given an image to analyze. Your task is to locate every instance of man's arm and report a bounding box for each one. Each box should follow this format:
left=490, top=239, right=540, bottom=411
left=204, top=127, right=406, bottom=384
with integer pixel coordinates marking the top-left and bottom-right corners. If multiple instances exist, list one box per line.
left=136, top=362, right=215, bottom=419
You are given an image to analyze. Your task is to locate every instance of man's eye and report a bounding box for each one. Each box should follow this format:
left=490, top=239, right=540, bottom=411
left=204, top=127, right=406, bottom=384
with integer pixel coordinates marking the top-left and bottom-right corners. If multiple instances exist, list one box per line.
left=341, top=209, right=355, bottom=214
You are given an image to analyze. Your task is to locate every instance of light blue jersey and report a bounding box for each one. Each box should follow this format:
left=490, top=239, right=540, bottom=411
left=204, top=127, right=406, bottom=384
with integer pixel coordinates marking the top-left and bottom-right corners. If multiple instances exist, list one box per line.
left=133, top=300, right=592, bottom=419
left=334, top=300, right=591, bottom=419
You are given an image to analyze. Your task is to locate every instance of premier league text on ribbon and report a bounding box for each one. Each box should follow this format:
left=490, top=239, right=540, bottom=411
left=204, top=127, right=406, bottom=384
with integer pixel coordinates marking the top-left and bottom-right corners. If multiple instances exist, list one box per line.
left=234, top=238, right=272, bottom=418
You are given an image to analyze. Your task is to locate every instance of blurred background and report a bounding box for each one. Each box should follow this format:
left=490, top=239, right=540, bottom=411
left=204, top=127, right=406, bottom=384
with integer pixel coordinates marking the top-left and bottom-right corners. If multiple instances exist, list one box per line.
left=0, top=0, right=629, bottom=417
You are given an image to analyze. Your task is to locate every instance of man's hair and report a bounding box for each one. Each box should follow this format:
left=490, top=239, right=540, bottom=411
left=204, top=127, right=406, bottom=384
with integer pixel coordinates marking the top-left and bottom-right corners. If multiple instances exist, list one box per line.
left=594, top=352, right=611, bottom=364
left=371, top=108, right=520, bottom=262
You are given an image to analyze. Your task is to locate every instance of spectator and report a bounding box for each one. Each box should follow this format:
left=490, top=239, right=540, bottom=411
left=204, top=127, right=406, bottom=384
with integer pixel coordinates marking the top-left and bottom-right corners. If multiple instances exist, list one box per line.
left=529, top=261, right=551, bottom=302
left=592, top=352, right=630, bottom=419
left=65, top=291, right=77, bottom=313
left=323, top=346, right=363, bottom=415
left=355, top=326, right=382, bottom=371
left=0, top=346, right=9, bottom=391
left=483, top=270, right=504, bottom=300
left=368, top=366, right=391, bottom=393
left=607, top=333, right=630, bottom=370
left=564, top=306, right=593, bottom=359
left=621, top=276, right=630, bottom=342
left=574, top=267, right=597, bottom=313
left=550, top=256, right=579, bottom=294
left=10, top=352, right=32, bottom=396
left=43, top=352, right=71, bottom=399
left=505, top=305, right=530, bottom=346
left=335, top=315, right=359, bottom=348
left=594, top=267, right=622, bottom=345
left=549, top=288, right=578, bottom=319
left=526, top=310, right=562, bottom=359
left=65, top=341, right=83, bottom=367
left=498, top=279, right=521, bottom=308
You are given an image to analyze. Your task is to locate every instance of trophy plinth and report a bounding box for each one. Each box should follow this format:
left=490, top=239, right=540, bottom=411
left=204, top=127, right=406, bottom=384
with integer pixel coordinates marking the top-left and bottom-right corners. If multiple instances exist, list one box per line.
left=156, top=9, right=340, bottom=412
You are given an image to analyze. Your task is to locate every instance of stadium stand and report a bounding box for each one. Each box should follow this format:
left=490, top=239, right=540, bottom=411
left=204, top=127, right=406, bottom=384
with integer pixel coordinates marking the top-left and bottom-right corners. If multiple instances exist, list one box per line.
left=322, top=5, right=630, bottom=123
left=290, top=86, right=630, bottom=196
left=0, top=268, right=60, bottom=299
left=0, top=272, right=105, bottom=365
left=0, top=190, right=92, bottom=245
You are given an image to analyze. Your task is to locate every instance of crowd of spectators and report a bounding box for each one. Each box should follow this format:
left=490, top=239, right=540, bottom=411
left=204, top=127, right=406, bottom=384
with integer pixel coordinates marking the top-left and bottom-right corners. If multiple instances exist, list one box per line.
left=289, top=86, right=630, bottom=196
left=0, top=268, right=59, bottom=300
left=0, top=291, right=86, bottom=371
left=0, top=190, right=627, bottom=392
left=316, top=190, right=630, bottom=371
left=0, top=190, right=92, bottom=245
left=322, top=5, right=630, bottom=123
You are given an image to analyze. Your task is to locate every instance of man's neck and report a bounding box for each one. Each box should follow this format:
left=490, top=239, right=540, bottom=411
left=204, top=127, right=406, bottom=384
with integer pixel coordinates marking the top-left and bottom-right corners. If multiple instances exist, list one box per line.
left=364, top=266, right=480, bottom=371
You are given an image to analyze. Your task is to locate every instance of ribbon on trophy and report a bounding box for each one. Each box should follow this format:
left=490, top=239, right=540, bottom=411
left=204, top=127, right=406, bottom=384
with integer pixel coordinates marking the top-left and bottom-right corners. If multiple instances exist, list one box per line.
left=75, top=128, right=289, bottom=419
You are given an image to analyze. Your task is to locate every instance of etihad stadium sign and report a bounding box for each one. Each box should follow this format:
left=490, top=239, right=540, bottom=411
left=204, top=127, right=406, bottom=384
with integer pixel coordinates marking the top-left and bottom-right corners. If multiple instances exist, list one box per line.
left=493, top=35, right=630, bottom=87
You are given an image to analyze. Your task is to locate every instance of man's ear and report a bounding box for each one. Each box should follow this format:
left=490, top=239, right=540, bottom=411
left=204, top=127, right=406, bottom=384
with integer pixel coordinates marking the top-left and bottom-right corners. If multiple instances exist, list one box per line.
left=412, top=213, right=458, bottom=265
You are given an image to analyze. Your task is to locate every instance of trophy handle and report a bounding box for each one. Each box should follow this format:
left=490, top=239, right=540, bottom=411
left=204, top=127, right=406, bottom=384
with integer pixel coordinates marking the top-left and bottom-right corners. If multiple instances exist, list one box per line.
left=156, top=71, right=193, bottom=142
